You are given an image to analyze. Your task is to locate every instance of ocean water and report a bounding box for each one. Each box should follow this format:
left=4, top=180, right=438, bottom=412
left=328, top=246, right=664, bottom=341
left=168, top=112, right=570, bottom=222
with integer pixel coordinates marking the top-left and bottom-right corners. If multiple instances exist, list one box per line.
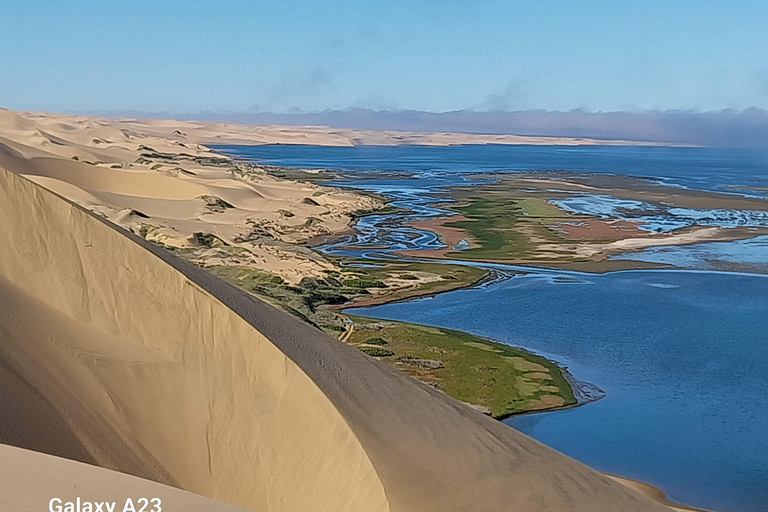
left=214, top=144, right=768, bottom=512
left=214, top=143, right=768, bottom=196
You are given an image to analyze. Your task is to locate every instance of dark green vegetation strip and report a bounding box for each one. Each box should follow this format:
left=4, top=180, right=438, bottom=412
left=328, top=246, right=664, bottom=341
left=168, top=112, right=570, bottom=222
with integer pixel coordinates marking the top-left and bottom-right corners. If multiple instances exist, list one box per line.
left=446, top=195, right=575, bottom=261
left=359, top=347, right=395, bottom=357
left=207, top=265, right=346, bottom=332
left=347, top=315, right=576, bottom=418
left=351, top=204, right=408, bottom=218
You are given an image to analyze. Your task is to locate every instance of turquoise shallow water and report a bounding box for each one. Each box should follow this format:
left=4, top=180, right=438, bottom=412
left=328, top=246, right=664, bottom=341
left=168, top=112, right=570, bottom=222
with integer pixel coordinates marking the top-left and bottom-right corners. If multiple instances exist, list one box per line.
left=215, top=144, right=768, bottom=512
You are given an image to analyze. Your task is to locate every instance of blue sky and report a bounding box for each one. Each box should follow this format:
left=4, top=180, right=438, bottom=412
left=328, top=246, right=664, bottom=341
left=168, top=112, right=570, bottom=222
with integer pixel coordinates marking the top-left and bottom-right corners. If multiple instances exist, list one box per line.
left=1, top=0, right=767, bottom=113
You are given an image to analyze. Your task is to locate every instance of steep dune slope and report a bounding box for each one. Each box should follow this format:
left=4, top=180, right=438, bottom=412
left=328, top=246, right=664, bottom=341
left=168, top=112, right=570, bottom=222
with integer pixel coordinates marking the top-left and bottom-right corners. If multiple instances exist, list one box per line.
left=0, top=165, right=672, bottom=511
left=0, top=165, right=389, bottom=511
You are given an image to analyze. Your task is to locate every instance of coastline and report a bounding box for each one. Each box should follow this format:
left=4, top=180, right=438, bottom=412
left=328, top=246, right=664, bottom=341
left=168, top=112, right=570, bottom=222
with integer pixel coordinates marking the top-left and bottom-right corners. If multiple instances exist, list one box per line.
left=339, top=263, right=718, bottom=512
left=336, top=260, right=606, bottom=418
left=562, top=368, right=607, bottom=406
left=2, top=163, right=677, bottom=512
left=254, top=159, right=740, bottom=512
left=210, top=149, right=690, bottom=418
left=609, top=475, right=714, bottom=512
left=314, top=208, right=588, bottom=416
left=0, top=110, right=735, bottom=512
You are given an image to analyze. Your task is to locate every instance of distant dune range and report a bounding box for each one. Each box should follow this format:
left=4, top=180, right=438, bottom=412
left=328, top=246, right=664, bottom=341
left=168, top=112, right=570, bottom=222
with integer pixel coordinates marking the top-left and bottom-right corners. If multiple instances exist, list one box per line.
left=0, top=108, right=672, bottom=511
left=16, top=108, right=667, bottom=147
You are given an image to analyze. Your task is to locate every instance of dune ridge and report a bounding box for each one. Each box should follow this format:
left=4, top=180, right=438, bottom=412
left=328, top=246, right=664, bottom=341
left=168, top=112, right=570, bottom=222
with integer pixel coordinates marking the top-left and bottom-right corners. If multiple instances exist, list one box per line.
left=0, top=165, right=389, bottom=511
left=0, top=108, right=672, bottom=511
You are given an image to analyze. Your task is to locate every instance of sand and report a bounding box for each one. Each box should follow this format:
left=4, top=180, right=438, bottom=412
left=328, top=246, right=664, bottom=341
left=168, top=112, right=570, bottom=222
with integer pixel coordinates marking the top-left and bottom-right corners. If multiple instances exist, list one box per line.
left=0, top=108, right=385, bottom=284
left=0, top=444, right=250, bottom=512
left=548, top=225, right=768, bottom=260
left=600, top=226, right=754, bottom=252
left=610, top=476, right=714, bottom=512
left=18, top=109, right=666, bottom=147
left=0, top=109, right=675, bottom=511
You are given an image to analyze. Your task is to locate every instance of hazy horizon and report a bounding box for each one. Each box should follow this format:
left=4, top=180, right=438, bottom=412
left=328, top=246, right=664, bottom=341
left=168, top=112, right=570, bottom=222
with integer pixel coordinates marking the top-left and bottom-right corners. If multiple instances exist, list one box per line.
left=70, top=107, right=768, bottom=149
left=4, top=1, right=766, bottom=148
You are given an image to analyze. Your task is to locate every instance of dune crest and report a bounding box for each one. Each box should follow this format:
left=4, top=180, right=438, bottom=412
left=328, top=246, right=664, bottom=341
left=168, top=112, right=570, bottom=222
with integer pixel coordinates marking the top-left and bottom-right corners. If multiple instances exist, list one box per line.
left=0, top=165, right=389, bottom=511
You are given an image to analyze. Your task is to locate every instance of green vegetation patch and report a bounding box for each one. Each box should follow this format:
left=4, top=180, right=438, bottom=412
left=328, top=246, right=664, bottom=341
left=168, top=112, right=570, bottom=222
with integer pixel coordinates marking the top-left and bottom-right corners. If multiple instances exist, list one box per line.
left=365, top=337, right=388, bottom=345
left=351, top=204, right=408, bottom=219
left=210, top=265, right=285, bottom=285
left=206, top=265, right=349, bottom=333
left=445, top=195, right=570, bottom=261
left=204, top=258, right=564, bottom=418
left=463, top=341, right=502, bottom=353
left=343, top=278, right=388, bottom=289
left=208, top=260, right=485, bottom=336
left=346, top=315, right=575, bottom=418
left=193, top=232, right=229, bottom=248
left=360, top=347, right=395, bottom=357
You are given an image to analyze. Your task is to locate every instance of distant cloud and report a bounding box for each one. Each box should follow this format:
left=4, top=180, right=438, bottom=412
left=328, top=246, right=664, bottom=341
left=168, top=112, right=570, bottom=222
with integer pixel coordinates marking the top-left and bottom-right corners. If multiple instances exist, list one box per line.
left=352, top=94, right=394, bottom=111
left=263, top=66, right=334, bottom=111
left=480, top=82, right=526, bottom=111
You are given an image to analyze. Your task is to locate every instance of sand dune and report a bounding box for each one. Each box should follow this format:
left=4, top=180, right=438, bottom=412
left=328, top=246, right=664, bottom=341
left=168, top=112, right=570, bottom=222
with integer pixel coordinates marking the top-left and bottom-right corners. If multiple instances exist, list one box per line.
left=609, top=476, right=713, bottom=512
left=111, top=119, right=664, bottom=147
left=0, top=108, right=673, bottom=286
left=0, top=109, right=383, bottom=284
left=0, top=444, right=250, bottom=512
left=0, top=137, right=675, bottom=510
left=14, top=108, right=665, bottom=147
